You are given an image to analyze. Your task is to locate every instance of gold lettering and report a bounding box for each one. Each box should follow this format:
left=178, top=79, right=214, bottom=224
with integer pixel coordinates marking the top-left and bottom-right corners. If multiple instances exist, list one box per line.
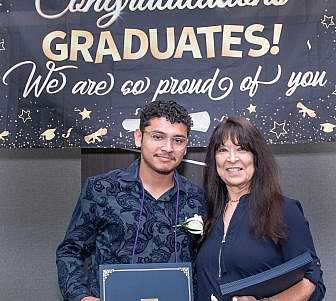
left=149, top=27, right=175, bottom=60
left=197, top=25, right=221, bottom=58
left=42, top=31, right=68, bottom=61
left=174, top=27, right=202, bottom=59
left=123, top=28, right=149, bottom=60
left=70, top=30, right=94, bottom=62
left=222, top=25, right=244, bottom=58
left=95, top=31, right=121, bottom=63
left=245, top=24, right=270, bottom=57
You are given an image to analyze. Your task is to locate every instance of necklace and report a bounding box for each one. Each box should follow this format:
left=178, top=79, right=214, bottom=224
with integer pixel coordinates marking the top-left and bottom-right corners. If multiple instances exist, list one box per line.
left=228, top=198, right=239, bottom=203
left=223, top=198, right=238, bottom=216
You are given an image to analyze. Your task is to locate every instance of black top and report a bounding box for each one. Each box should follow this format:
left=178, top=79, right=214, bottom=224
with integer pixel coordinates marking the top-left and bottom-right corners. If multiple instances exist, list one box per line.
left=195, top=195, right=325, bottom=301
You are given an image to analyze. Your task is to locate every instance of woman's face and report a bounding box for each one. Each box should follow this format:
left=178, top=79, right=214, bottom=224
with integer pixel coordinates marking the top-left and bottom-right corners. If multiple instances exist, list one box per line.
left=215, top=138, right=255, bottom=193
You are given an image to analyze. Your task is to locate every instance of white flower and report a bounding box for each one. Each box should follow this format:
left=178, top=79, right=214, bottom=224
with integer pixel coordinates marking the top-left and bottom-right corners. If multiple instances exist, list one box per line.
left=211, top=294, right=219, bottom=301
left=180, top=214, right=204, bottom=235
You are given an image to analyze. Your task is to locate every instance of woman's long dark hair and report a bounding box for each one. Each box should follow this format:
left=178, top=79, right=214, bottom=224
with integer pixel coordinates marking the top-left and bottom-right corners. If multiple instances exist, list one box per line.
left=201, top=117, right=287, bottom=245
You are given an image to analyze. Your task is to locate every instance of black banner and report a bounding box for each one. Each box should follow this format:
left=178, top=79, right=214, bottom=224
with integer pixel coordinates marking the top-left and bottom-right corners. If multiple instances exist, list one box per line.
left=0, top=0, right=335, bottom=148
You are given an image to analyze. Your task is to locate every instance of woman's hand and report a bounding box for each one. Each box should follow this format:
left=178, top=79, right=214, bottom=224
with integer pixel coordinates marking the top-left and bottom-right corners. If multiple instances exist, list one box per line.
left=210, top=295, right=257, bottom=301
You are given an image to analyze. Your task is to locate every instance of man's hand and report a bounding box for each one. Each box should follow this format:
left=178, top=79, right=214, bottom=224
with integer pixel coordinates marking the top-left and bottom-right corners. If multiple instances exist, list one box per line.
left=81, top=297, right=100, bottom=301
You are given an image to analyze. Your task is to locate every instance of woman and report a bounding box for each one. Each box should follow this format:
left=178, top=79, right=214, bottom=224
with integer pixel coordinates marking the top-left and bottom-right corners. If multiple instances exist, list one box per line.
left=196, top=117, right=325, bottom=301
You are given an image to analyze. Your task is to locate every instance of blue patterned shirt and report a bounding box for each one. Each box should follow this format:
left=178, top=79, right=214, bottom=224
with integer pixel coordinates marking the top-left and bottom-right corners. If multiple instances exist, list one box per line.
left=56, top=160, right=206, bottom=301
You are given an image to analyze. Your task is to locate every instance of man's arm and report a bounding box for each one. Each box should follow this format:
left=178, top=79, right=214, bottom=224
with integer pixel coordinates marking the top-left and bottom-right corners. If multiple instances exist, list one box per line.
left=56, top=178, right=98, bottom=301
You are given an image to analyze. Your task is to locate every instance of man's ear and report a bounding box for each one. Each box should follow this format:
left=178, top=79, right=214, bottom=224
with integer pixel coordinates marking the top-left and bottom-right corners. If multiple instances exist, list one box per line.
left=134, top=129, right=142, bottom=148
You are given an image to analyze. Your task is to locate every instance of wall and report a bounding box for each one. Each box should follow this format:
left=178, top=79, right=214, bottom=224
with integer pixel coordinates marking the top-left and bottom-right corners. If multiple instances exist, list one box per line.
left=274, top=144, right=336, bottom=300
left=0, top=149, right=81, bottom=300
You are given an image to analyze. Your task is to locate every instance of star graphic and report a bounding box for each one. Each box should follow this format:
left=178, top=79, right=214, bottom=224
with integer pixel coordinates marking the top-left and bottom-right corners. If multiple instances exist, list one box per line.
left=332, top=85, right=336, bottom=95
left=246, top=104, right=256, bottom=114
left=79, top=108, right=92, bottom=120
left=270, top=121, right=288, bottom=139
left=18, top=110, right=32, bottom=123
left=321, top=15, right=335, bottom=29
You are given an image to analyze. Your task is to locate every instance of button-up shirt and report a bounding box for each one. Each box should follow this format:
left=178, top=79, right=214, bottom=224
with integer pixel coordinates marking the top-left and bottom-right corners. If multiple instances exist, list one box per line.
left=56, top=160, right=206, bottom=301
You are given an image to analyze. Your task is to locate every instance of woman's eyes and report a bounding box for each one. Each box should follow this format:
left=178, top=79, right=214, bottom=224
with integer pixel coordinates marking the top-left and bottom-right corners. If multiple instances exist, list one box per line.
left=217, top=146, right=247, bottom=152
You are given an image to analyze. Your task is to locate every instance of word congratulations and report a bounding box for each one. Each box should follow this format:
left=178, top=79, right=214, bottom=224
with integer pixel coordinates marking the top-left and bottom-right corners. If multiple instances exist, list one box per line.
left=42, top=24, right=283, bottom=63
left=35, top=0, right=290, bottom=28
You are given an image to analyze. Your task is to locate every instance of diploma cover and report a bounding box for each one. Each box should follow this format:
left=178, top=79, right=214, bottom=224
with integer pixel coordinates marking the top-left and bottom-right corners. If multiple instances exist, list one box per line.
left=220, top=251, right=313, bottom=299
left=99, top=262, right=193, bottom=301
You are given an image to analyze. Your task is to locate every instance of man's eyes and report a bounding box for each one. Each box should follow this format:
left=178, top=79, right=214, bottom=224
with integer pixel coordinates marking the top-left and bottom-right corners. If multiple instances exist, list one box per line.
left=151, top=134, right=165, bottom=140
left=149, top=133, right=187, bottom=145
left=173, top=138, right=187, bottom=144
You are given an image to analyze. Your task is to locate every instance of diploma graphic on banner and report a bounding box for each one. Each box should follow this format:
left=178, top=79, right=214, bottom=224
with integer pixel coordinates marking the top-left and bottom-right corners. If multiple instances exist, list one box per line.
left=122, top=111, right=211, bottom=133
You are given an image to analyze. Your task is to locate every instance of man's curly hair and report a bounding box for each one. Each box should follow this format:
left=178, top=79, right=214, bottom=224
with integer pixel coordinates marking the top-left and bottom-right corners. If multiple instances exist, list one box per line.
left=139, top=101, right=193, bottom=135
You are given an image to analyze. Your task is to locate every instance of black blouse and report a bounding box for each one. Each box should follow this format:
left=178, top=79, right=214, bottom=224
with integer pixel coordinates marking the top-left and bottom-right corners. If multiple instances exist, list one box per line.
left=195, top=195, right=325, bottom=301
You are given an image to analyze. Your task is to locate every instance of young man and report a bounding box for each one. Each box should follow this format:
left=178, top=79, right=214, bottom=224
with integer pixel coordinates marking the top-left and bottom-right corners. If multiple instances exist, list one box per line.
left=56, top=101, right=206, bottom=301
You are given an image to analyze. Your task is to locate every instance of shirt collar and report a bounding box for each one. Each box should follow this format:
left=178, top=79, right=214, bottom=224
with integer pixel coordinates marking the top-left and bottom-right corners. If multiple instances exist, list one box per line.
left=225, top=193, right=250, bottom=204
left=121, top=159, right=140, bottom=182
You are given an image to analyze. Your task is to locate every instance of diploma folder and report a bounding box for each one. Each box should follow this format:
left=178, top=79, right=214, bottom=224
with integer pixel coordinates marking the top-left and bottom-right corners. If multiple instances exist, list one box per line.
left=99, top=262, right=193, bottom=301
left=220, top=251, right=313, bottom=299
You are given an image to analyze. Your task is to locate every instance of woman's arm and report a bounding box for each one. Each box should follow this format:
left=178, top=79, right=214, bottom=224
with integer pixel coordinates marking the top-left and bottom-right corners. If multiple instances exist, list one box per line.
left=263, top=277, right=315, bottom=301
left=280, top=199, right=325, bottom=300
left=229, top=278, right=315, bottom=301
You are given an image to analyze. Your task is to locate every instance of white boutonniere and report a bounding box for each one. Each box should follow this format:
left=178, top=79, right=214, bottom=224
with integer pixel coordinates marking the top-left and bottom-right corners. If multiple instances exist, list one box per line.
left=177, top=214, right=204, bottom=235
